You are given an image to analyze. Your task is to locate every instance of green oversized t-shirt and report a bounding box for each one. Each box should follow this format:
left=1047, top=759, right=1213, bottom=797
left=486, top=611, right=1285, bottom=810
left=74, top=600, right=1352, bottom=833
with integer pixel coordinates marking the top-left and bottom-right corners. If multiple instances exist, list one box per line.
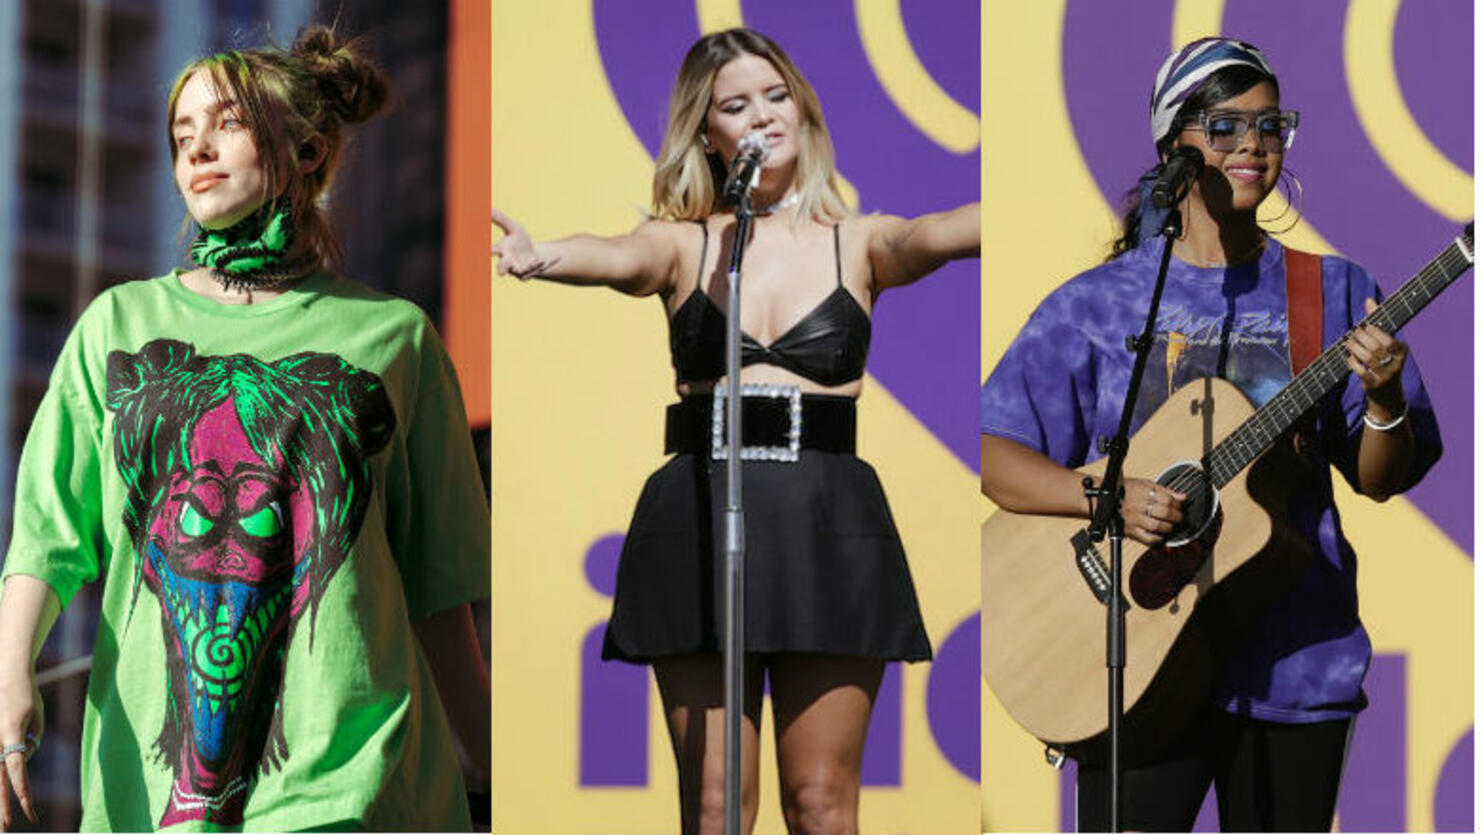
left=1, top=272, right=489, bottom=831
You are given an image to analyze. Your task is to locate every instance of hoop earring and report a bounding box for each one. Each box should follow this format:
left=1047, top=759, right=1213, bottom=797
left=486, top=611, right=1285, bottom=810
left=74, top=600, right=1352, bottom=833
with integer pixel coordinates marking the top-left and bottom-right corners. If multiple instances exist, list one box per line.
left=1259, top=167, right=1303, bottom=235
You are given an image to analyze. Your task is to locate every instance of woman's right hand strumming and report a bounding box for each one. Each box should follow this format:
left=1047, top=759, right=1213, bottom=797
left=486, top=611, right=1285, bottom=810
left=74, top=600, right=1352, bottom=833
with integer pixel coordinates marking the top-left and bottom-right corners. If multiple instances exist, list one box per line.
left=980, top=435, right=1185, bottom=547
left=1118, top=476, right=1186, bottom=546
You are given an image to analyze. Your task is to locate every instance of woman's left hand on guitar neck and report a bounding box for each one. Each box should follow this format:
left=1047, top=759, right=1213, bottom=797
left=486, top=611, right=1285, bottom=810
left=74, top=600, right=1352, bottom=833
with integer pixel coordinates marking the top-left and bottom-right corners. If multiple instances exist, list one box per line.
left=1343, top=297, right=1416, bottom=500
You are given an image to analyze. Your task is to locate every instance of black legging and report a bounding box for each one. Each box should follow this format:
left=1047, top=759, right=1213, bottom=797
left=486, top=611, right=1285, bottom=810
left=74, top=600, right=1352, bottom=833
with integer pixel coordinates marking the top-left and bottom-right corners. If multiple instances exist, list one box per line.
left=1075, top=711, right=1352, bottom=832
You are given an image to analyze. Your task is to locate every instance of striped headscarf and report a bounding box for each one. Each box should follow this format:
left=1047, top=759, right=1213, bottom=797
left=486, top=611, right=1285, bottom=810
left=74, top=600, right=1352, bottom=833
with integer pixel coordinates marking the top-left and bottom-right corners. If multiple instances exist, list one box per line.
left=1150, top=38, right=1275, bottom=145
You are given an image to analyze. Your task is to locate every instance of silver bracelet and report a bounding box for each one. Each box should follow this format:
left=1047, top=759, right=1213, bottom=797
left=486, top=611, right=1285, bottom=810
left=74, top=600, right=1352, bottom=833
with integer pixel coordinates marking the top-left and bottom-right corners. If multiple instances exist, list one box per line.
left=1363, top=402, right=1408, bottom=432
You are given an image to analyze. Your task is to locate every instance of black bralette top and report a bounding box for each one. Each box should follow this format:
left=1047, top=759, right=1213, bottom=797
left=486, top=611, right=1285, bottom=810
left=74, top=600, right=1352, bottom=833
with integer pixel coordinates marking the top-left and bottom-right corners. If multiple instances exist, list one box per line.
left=668, top=223, right=871, bottom=387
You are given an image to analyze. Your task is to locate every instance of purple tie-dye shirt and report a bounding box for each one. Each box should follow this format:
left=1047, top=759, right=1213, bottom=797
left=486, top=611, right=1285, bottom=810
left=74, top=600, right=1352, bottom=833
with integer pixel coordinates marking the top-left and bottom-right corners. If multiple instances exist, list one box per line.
left=981, top=236, right=1441, bottom=722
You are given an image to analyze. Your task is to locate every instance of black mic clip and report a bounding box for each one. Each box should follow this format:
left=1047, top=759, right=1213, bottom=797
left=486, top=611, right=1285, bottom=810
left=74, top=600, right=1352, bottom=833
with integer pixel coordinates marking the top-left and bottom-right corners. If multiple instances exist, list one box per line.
left=1150, top=146, right=1205, bottom=210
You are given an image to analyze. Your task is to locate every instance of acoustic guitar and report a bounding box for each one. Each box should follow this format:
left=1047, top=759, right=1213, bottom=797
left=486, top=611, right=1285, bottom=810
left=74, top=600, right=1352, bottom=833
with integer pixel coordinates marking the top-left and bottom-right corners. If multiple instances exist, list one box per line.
left=980, top=224, right=1473, bottom=755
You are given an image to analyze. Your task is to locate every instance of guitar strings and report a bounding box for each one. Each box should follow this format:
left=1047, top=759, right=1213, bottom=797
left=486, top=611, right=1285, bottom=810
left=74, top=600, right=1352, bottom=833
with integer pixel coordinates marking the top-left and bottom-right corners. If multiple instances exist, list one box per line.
left=1139, top=238, right=1471, bottom=531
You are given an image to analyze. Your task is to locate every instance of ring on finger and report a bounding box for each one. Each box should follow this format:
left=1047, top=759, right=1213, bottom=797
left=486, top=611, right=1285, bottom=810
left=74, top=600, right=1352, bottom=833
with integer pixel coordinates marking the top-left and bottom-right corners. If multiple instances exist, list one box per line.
left=1, top=742, right=26, bottom=759
left=1378, top=353, right=1395, bottom=367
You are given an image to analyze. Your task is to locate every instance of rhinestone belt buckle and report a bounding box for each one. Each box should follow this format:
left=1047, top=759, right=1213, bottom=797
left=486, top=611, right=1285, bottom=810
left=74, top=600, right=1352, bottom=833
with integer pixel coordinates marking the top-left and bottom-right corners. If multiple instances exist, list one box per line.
left=710, top=383, right=802, bottom=463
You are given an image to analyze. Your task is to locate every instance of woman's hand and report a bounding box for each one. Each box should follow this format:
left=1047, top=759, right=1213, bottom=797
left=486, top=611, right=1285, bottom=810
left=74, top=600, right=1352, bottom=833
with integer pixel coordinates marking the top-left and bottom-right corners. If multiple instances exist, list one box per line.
left=1346, top=298, right=1417, bottom=500
left=980, top=436, right=1184, bottom=546
left=0, top=666, right=42, bottom=830
left=0, top=576, right=57, bottom=831
left=491, top=208, right=559, bottom=279
left=1119, top=477, right=1187, bottom=547
left=1344, top=298, right=1408, bottom=414
left=489, top=210, right=678, bottom=296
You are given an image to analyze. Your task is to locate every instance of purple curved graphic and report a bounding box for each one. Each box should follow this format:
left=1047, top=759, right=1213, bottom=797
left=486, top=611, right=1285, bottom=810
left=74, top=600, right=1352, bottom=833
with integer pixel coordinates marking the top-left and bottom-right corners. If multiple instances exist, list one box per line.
left=1062, top=0, right=1473, bottom=551
left=584, top=533, right=624, bottom=596
left=926, top=614, right=980, bottom=780
left=902, top=0, right=979, bottom=113
left=1435, top=727, right=1474, bottom=831
left=594, top=0, right=981, bottom=469
left=1395, top=0, right=1472, bottom=171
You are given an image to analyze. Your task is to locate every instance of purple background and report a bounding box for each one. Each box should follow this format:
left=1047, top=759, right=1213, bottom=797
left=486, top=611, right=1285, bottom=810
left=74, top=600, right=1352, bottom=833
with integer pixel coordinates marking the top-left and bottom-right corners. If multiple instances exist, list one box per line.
left=1061, top=2, right=1473, bottom=829
left=576, top=0, right=1471, bottom=828
left=1063, top=0, right=1474, bottom=552
left=580, top=0, right=981, bottom=792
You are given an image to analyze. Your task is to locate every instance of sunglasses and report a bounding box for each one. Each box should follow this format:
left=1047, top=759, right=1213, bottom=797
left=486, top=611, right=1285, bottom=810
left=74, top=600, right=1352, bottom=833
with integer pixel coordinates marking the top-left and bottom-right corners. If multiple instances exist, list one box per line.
left=1186, top=109, right=1300, bottom=153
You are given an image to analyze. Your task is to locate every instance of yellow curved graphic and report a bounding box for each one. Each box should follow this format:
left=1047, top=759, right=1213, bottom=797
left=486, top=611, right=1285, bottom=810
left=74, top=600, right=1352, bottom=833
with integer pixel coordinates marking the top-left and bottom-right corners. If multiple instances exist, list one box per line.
left=1262, top=185, right=1338, bottom=256
left=855, top=0, right=980, bottom=154
left=1344, top=0, right=1472, bottom=222
left=1170, top=0, right=1224, bottom=49
left=695, top=0, right=743, bottom=34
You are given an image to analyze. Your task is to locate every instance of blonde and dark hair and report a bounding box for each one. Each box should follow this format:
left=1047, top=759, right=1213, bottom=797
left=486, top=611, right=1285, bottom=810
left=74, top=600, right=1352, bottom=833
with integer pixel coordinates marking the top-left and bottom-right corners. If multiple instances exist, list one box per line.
left=167, top=25, right=390, bottom=265
left=651, top=29, right=849, bottom=223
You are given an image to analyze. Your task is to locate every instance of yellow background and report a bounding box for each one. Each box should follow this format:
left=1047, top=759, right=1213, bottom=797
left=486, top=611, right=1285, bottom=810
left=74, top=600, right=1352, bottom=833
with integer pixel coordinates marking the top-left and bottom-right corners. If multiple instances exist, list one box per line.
left=979, top=2, right=1472, bottom=831
left=492, top=2, right=981, bottom=832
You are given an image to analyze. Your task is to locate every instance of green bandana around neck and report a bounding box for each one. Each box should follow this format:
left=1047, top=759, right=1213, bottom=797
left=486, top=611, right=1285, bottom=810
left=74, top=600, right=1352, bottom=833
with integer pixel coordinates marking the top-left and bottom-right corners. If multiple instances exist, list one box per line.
left=189, top=202, right=299, bottom=285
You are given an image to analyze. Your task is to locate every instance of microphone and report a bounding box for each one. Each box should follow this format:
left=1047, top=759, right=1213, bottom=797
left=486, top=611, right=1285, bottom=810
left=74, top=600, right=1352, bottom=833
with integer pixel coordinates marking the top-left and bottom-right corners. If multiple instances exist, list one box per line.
left=1150, top=146, right=1205, bottom=209
left=722, top=131, right=770, bottom=206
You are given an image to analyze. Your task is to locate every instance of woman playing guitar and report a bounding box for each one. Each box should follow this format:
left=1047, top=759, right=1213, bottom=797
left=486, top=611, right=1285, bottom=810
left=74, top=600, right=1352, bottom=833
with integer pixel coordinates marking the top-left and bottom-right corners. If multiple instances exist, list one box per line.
left=980, top=38, right=1442, bottom=831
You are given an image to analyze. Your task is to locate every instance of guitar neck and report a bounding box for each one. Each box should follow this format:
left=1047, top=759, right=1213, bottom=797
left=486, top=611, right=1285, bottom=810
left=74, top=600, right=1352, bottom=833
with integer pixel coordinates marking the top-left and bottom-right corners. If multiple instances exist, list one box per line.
left=1206, top=233, right=1475, bottom=487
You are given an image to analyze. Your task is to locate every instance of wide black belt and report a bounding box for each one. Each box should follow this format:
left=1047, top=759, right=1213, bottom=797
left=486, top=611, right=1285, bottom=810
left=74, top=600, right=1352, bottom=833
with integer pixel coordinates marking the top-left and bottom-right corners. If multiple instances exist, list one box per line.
left=664, top=386, right=857, bottom=460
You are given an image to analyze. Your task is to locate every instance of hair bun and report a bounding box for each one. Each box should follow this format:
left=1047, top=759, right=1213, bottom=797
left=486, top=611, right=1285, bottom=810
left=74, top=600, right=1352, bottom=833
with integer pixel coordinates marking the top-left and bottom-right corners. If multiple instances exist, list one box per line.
left=291, top=24, right=389, bottom=125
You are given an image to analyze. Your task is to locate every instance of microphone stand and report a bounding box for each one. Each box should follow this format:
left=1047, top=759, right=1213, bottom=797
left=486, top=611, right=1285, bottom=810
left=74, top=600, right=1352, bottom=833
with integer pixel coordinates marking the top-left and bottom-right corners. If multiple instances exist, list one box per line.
left=1084, top=206, right=1182, bottom=832
left=722, top=187, right=756, bottom=835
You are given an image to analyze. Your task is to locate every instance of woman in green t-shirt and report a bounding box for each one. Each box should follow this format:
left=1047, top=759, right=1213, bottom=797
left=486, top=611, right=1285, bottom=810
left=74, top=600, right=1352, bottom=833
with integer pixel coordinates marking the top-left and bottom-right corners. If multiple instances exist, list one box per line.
left=0, top=25, right=490, bottom=831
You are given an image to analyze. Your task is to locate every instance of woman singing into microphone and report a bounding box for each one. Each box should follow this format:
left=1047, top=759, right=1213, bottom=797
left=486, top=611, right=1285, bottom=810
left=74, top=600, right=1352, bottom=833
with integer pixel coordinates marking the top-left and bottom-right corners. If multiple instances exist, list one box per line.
left=0, top=26, right=489, bottom=831
left=494, top=28, right=978, bottom=835
left=980, top=38, right=1440, bottom=831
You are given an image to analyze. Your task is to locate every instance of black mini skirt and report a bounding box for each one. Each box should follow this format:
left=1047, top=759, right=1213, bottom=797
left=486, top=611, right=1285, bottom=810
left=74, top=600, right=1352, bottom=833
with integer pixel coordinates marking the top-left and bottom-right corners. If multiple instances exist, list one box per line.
left=601, top=447, right=932, bottom=663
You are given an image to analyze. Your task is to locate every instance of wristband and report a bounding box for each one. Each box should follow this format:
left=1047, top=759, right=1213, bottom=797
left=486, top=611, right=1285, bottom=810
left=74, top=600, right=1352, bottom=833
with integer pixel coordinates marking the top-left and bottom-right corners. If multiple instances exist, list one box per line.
left=1362, top=402, right=1408, bottom=432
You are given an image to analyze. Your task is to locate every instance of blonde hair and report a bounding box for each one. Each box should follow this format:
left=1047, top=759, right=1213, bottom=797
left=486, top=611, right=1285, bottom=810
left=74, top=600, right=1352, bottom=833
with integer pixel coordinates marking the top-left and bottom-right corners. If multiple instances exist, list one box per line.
left=651, top=29, right=849, bottom=224
left=167, top=24, right=390, bottom=266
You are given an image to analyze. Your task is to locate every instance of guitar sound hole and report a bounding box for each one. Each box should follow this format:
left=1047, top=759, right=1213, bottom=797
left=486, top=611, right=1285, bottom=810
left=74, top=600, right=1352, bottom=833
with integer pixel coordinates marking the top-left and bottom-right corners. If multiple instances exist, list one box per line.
left=1128, top=463, right=1222, bottom=610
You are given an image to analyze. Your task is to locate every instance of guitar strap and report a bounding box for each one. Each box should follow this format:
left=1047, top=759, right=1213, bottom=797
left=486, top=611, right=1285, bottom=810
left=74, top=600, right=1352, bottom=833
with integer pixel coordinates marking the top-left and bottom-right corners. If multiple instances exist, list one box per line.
left=1285, top=247, right=1323, bottom=454
left=1285, top=248, right=1323, bottom=374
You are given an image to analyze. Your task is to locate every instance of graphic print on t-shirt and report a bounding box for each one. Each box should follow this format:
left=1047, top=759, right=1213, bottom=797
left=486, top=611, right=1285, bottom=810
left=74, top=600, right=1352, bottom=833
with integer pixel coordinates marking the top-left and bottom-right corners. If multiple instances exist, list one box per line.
left=105, top=339, right=395, bottom=827
left=1132, top=303, right=1293, bottom=429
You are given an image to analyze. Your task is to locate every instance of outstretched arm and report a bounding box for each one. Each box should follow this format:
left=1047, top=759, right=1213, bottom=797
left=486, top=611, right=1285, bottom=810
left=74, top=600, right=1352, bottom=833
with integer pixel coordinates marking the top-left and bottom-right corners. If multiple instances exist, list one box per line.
left=412, top=603, right=490, bottom=794
left=492, top=208, right=682, bottom=298
left=0, top=575, right=60, bottom=830
left=867, top=201, right=980, bottom=292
